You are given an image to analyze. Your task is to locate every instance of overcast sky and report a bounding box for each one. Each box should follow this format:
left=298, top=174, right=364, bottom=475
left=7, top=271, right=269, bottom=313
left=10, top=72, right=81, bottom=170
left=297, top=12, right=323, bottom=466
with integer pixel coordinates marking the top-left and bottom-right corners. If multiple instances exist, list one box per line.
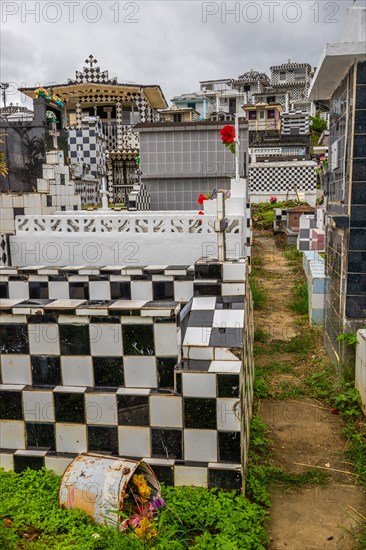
left=1, top=0, right=363, bottom=108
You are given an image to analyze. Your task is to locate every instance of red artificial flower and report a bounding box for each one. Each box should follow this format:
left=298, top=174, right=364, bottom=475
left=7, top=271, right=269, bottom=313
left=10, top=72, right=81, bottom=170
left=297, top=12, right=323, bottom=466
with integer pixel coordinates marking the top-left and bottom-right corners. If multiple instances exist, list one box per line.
left=198, top=210, right=204, bottom=215
left=197, top=194, right=208, bottom=205
left=220, top=125, right=235, bottom=144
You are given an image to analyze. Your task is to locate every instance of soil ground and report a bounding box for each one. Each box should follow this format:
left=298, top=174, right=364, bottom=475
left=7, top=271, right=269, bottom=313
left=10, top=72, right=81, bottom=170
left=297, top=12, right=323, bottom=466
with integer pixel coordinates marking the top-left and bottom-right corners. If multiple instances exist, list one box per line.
left=252, top=229, right=366, bottom=550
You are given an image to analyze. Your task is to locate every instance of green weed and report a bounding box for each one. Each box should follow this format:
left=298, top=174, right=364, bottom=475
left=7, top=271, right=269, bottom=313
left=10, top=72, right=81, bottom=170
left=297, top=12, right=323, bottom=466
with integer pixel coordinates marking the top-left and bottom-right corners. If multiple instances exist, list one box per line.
left=289, top=281, right=309, bottom=316
left=249, top=277, right=267, bottom=309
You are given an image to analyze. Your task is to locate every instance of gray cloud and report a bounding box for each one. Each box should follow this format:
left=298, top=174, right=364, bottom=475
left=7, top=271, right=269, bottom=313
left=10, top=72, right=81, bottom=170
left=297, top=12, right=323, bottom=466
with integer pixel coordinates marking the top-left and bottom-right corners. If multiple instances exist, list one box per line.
left=0, top=0, right=358, bottom=107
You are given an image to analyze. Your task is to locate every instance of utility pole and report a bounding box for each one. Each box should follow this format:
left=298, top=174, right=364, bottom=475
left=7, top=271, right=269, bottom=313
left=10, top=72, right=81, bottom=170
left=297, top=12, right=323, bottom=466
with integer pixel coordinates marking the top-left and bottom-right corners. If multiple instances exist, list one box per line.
left=0, top=83, right=9, bottom=108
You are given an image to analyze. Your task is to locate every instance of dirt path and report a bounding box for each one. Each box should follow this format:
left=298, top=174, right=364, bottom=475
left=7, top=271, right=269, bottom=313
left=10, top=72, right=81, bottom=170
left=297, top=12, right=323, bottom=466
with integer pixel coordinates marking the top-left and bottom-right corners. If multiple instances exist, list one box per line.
left=252, top=229, right=366, bottom=550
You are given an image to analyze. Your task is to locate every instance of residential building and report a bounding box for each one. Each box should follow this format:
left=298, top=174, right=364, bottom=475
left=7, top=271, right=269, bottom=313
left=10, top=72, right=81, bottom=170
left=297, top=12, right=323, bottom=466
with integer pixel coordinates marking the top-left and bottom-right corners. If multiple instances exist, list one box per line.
left=159, top=106, right=200, bottom=123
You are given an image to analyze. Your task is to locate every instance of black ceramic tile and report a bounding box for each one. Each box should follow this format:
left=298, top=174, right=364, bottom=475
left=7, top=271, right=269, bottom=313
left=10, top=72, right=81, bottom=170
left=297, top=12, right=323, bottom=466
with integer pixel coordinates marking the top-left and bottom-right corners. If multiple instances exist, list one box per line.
left=29, top=282, right=49, bottom=299
left=348, top=251, right=366, bottom=273
left=14, top=454, right=45, bottom=473
left=122, top=324, right=154, bottom=355
left=193, top=283, right=221, bottom=296
left=110, top=282, right=131, bottom=300
left=208, top=469, right=242, bottom=490
left=92, top=357, right=124, bottom=387
left=0, top=282, right=9, bottom=299
left=178, top=360, right=210, bottom=371
left=356, top=85, right=366, bottom=110
left=355, top=111, right=366, bottom=134
left=13, top=207, right=25, bottom=217
left=346, top=295, right=366, bottom=318
left=31, top=356, right=61, bottom=386
left=26, top=422, right=55, bottom=450
left=152, top=282, right=174, bottom=301
left=54, top=392, right=85, bottom=423
left=156, top=357, right=176, bottom=389
left=194, top=263, right=222, bottom=280
left=0, top=390, right=23, bottom=420
left=350, top=206, right=366, bottom=227
left=149, top=464, right=174, bottom=486
left=175, top=373, right=182, bottom=394
left=353, top=134, right=366, bottom=158
left=59, top=324, right=90, bottom=355
left=357, top=62, right=366, bottom=84
left=216, top=297, right=245, bottom=309
left=117, top=395, right=149, bottom=426
left=0, top=324, right=29, bottom=354
left=188, top=310, right=214, bottom=327
left=218, top=432, right=241, bottom=463
left=351, top=181, right=366, bottom=205
left=210, top=327, right=243, bottom=348
left=349, top=229, right=366, bottom=250
left=69, top=283, right=89, bottom=300
left=184, top=398, right=216, bottom=429
left=352, top=159, right=366, bottom=182
left=151, top=428, right=183, bottom=459
left=28, top=315, right=58, bottom=324
left=88, top=426, right=118, bottom=454
left=347, top=274, right=366, bottom=295
left=217, top=374, right=240, bottom=398
left=90, top=316, right=120, bottom=324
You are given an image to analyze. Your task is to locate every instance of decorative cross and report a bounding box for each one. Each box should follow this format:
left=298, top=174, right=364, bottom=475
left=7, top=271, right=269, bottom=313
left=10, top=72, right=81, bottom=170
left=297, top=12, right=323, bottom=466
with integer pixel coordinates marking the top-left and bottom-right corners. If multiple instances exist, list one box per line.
left=49, top=122, right=60, bottom=149
left=85, top=55, right=98, bottom=69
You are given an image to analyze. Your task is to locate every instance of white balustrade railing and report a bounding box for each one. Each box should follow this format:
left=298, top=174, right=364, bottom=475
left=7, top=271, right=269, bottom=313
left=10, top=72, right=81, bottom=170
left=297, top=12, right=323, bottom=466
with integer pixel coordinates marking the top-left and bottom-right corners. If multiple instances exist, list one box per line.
left=15, top=213, right=243, bottom=235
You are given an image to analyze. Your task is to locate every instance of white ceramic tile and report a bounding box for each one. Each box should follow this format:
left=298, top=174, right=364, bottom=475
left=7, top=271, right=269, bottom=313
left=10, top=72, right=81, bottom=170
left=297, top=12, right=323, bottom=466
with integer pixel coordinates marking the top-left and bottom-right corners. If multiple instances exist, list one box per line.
left=28, top=323, right=60, bottom=355
left=0, top=314, right=27, bottom=323
left=214, top=348, right=240, bottom=361
left=85, top=393, right=117, bottom=425
left=23, top=390, right=54, bottom=422
left=222, top=262, right=246, bottom=282
left=154, top=324, right=178, bottom=356
left=44, top=300, right=85, bottom=309
left=56, top=424, right=87, bottom=453
left=0, top=452, right=14, bottom=471
left=61, top=357, right=94, bottom=387
left=182, top=373, right=216, bottom=397
left=130, top=281, right=153, bottom=301
left=184, top=430, right=217, bottom=462
left=183, top=327, right=211, bottom=347
left=48, top=282, right=70, bottom=299
left=221, top=283, right=245, bottom=296
left=208, top=360, right=241, bottom=373
left=173, top=281, right=194, bottom=302
left=8, top=281, right=29, bottom=300
left=191, top=297, right=216, bottom=310
left=117, top=388, right=150, bottom=395
left=0, top=421, right=25, bottom=449
left=1, top=355, right=31, bottom=385
left=124, top=357, right=157, bottom=388
left=15, top=449, right=47, bottom=457
left=188, top=346, right=214, bottom=360
left=149, top=395, right=183, bottom=428
left=118, top=426, right=151, bottom=457
left=44, top=456, right=73, bottom=476
left=175, top=466, right=208, bottom=487
left=217, top=398, right=241, bottom=431
left=89, top=281, right=111, bottom=300
left=89, top=324, right=123, bottom=356
left=213, top=310, right=244, bottom=328
left=54, top=385, right=86, bottom=393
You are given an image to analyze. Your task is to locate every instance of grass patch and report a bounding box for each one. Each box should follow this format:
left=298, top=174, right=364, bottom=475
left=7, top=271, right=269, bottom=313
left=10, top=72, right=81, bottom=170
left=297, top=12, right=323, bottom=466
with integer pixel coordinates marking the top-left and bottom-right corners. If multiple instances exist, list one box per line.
left=0, top=468, right=269, bottom=549
left=251, top=201, right=308, bottom=230
left=284, top=245, right=303, bottom=262
left=254, top=328, right=269, bottom=343
left=249, top=277, right=267, bottom=309
left=289, top=281, right=309, bottom=316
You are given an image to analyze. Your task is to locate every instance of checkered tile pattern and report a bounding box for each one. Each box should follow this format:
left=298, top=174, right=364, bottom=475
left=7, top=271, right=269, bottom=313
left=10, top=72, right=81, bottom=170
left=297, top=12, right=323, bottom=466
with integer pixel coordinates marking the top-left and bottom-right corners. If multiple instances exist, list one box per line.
left=68, top=57, right=117, bottom=85
left=0, top=259, right=252, bottom=490
left=249, top=163, right=316, bottom=193
left=68, top=118, right=107, bottom=180
left=0, top=235, right=9, bottom=267
left=127, top=182, right=151, bottom=211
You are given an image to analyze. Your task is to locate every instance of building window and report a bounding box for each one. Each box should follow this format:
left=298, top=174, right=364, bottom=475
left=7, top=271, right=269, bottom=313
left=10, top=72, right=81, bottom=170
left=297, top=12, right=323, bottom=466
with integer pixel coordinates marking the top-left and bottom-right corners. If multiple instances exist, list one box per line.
left=267, top=96, right=276, bottom=104
left=187, top=102, right=196, bottom=109
left=173, top=113, right=182, bottom=122
left=279, top=71, right=286, bottom=81
left=248, top=111, right=257, bottom=120
left=259, top=111, right=265, bottom=120
left=267, top=109, right=276, bottom=120
left=243, top=85, right=251, bottom=93
left=68, top=112, right=77, bottom=126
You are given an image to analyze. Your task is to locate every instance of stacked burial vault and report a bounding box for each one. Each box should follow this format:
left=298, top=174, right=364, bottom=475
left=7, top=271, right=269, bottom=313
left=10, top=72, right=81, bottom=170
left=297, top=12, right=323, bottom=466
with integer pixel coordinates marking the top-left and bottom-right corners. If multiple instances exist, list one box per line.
left=0, top=258, right=253, bottom=490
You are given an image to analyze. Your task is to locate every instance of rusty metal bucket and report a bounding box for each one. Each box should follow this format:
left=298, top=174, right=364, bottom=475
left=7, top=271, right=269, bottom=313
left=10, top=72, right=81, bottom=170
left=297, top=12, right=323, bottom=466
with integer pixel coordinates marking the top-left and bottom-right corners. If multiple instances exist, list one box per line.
left=59, top=453, right=161, bottom=527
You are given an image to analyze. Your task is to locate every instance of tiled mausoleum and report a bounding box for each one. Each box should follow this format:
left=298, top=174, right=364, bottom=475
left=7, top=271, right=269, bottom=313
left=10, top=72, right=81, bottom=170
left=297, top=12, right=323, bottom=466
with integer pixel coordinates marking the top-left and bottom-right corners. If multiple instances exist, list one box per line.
left=0, top=259, right=253, bottom=490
